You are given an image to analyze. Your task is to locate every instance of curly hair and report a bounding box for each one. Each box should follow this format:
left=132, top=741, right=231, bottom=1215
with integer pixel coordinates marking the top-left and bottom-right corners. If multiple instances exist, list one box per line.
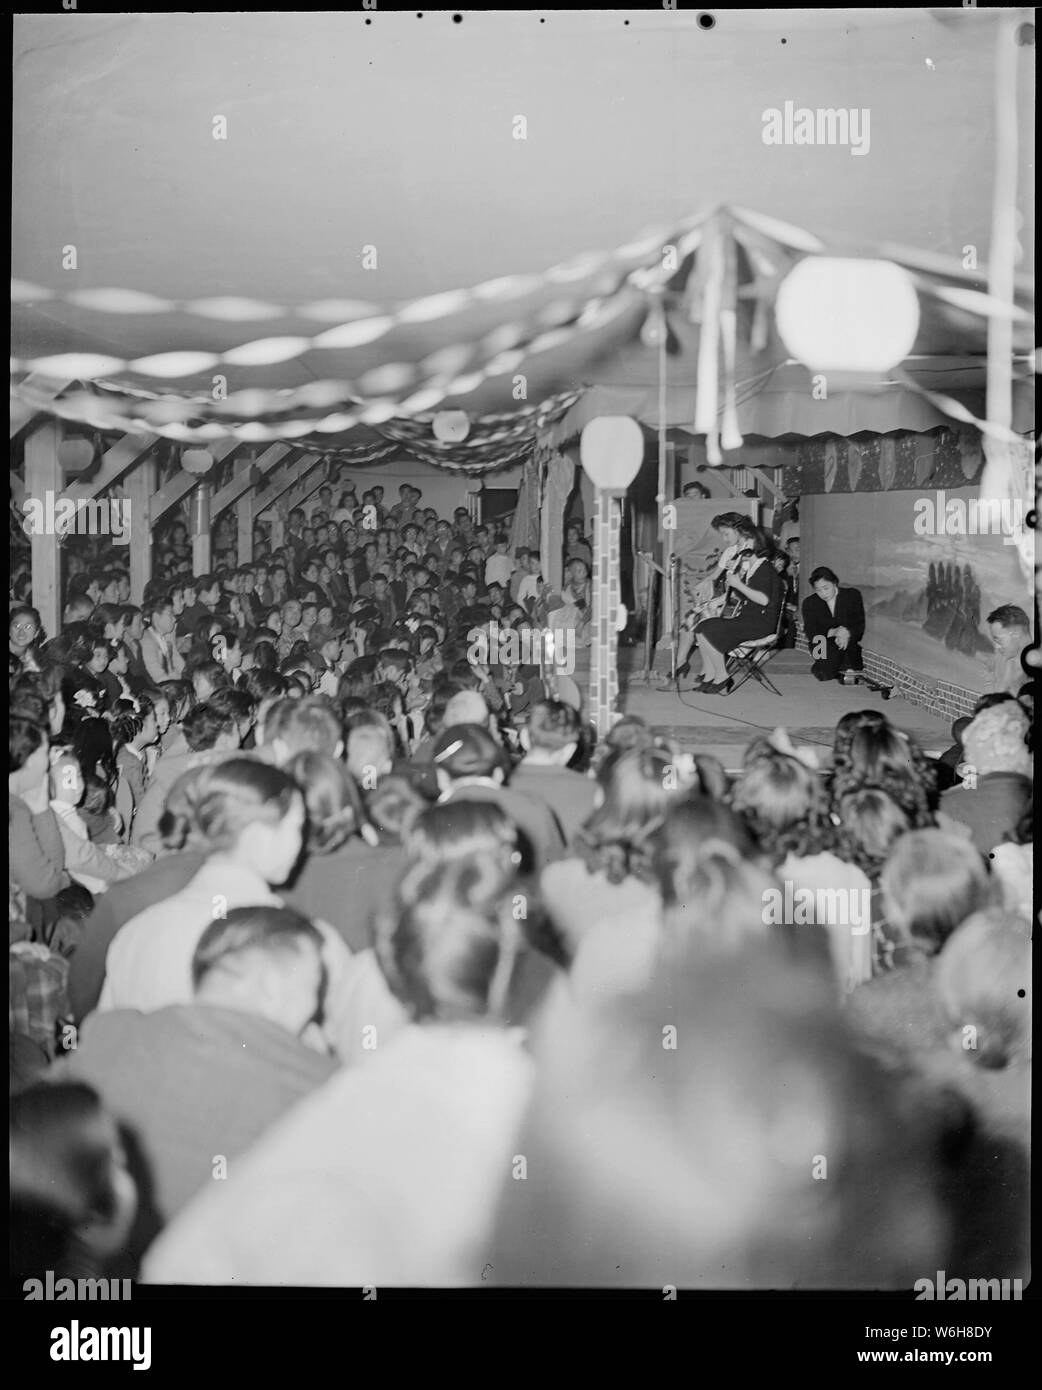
left=731, top=739, right=837, bottom=865
left=573, top=745, right=693, bottom=885
left=830, top=718, right=937, bottom=825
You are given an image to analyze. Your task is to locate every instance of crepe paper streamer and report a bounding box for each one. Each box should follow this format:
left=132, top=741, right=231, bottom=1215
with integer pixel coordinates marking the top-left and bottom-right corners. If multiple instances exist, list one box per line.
left=298, top=300, right=383, bottom=322
left=130, top=352, right=221, bottom=378
left=912, top=277, right=1031, bottom=323
left=719, top=231, right=744, bottom=455
left=22, top=353, right=126, bottom=379
left=694, top=219, right=724, bottom=462
left=312, top=316, right=398, bottom=350
left=222, top=337, right=313, bottom=367
left=958, top=430, right=983, bottom=480
left=70, top=288, right=176, bottom=314
left=913, top=441, right=936, bottom=487
left=891, top=368, right=1025, bottom=447
left=11, top=279, right=51, bottom=303
left=731, top=206, right=826, bottom=255
left=877, top=437, right=898, bottom=491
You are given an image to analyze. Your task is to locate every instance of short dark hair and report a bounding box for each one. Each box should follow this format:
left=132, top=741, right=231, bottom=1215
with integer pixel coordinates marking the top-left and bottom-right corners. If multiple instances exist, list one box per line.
left=809, top=566, right=840, bottom=587
left=986, top=605, right=1029, bottom=631
left=525, top=699, right=581, bottom=752
left=182, top=702, right=237, bottom=752
left=191, top=905, right=324, bottom=990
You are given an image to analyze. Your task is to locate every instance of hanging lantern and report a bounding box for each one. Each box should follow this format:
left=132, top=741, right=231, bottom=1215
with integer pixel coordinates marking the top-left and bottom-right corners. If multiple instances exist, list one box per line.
left=432, top=410, right=470, bottom=443
left=579, top=416, right=644, bottom=492
left=775, top=258, right=920, bottom=373
left=58, top=437, right=95, bottom=475
left=181, top=449, right=215, bottom=476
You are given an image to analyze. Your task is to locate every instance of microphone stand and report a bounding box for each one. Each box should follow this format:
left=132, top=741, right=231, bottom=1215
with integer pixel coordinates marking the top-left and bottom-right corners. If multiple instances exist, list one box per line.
left=635, top=550, right=669, bottom=685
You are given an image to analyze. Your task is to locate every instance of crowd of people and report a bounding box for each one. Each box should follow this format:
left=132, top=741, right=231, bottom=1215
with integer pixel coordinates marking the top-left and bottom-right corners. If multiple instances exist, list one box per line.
left=8, top=475, right=1033, bottom=1288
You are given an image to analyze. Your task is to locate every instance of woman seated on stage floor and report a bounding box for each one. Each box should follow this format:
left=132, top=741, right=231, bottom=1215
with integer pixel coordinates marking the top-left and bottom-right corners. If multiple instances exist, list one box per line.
left=690, top=519, right=785, bottom=696
left=801, top=566, right=866, bottom=683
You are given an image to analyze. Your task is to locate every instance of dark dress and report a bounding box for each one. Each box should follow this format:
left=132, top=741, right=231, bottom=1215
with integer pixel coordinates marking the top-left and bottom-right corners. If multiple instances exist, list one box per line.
left=696, top=558, right=784, bottom=655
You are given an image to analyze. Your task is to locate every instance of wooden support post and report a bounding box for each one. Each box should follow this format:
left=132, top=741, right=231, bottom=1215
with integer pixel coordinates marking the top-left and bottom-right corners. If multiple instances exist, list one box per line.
left=25, top=420, right=62, bottom=639
left=238, top=492, right=254, bottom=565
left=190, top=481, right=212, bottom=574
left=125, top=455, right=157, bottom=605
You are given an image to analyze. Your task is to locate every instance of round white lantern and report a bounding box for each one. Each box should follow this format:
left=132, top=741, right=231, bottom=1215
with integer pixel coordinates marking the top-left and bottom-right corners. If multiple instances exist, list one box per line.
left=775, top=257, right=920, bottom=373
left=58, top=438, right=95, bottom=475
left=579, top=416, right=644, bottom=490
left=432, top=410, right=470, bottom=443
left=181, top=449, right=215, bottom=476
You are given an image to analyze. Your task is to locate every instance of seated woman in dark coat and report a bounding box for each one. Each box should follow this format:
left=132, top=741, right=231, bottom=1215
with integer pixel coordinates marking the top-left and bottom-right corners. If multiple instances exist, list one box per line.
left=692, top=520, right=784, bottom=695
left=801, top=566, right=866, bottom=682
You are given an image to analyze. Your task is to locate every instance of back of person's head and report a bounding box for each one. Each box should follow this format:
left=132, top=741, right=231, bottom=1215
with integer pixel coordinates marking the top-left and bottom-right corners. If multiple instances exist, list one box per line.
left=833, top=787, right=911, bottom=877
left=190, top=904, right=326, bottom=1036
left=181, top=701, right=237, bottom=753
left=365, top=773, right=429, bottom=843
left=375, top=856, right=523, bottom=1025
left=523, top=699, right=581, bottom=757
left=934, top=909, right=1032, bottom=1069
left=10, top=1082, right=137, bottom=1280
left=732, top=741, right=834, bottom=863
left=432, top=722, right=510, bottom=782
left=652, top=795, right=760, bottom=908
left=260, top=695, right=342, bottom=762
left=159, top=678, right=194, bottom=721
left=831, top=719, right=936, bottom=824
left=239, top=668, right=286, bottom=706
left=404, top=799, right=522, bottom=872
left=10, top=712, right=48, bottom=774
left=443, top=689, right=491, bottom=730
left=961, top=702, right=1032, bottom=778
left=576, top=745, right=697, bottom=884
left=287, top=750, right=365, bottom=854
left=167, top=757, right=299, bottom=854
left=157, top=763, right=214, bottom=850
left=487, top=941, right=945, bottom=1288
left=422, top=680, right=464, bottom=741
left=206, top=685, right=257, bottom=737
left=591, top=714, right=654, bottom=772
left=880, top=830, right=994, bottom=956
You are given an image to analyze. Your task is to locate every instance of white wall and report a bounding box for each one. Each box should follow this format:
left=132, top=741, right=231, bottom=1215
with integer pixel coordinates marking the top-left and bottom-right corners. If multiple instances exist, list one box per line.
left=334, top=455, right=522, bottom=523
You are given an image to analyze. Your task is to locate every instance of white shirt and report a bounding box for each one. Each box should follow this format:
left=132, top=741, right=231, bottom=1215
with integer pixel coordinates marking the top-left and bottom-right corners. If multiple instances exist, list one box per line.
left=143, top=1022, right=534, bottom=1287
left=100, top=859, right=281, bottom=1013
left=485, top=553, right=516, bottom=588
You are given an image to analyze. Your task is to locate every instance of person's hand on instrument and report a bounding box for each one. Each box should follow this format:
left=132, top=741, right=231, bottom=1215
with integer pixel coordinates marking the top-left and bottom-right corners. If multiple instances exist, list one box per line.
left=834, top=626, right=850, bottom=651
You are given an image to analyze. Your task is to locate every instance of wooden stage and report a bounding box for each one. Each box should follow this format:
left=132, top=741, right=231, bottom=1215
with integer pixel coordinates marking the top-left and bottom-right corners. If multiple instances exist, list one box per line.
left=597, top=646, right=953, bottom=772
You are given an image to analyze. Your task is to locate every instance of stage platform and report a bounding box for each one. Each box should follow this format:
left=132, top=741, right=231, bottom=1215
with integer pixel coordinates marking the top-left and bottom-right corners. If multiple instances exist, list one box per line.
left=605, top=646, right=953, bottom=772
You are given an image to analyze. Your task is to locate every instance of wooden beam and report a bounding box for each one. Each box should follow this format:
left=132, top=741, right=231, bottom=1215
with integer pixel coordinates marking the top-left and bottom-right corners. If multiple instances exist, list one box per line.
left=25, top=420, right=62, bottom=638
left=125, top=455, right=157, bottom=605
left=238, top=494, right=254, bottom=565
left=10, top=374, right=75, bottom=440
left=744, top=465, right=782, bottom=500
left=253, top=453, right=322, bottom=517
left=64, top=432, right=159, bottom=503
left=150, top=439, right=240, bottom=525
left=711, top=469, right=743, bottom=499
left=209, top=444, right=293, bottom=517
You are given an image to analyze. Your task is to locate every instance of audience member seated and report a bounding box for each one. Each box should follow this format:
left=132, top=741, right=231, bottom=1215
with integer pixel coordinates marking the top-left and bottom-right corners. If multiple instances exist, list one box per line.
left=56, top=906, right=338, bottom=1253
left=142, top=858, right=536, bottom=1286
left=509, top=699, right=597, bottom=846
left=939, top=702, right=1033, bottom=855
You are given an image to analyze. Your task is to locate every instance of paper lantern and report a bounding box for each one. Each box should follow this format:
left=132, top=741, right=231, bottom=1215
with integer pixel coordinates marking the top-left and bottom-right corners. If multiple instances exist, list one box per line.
left=181, top=449, right=215, bottom=476
left=579, top=416, right=644, bottom=491
left=58, top=438, right=95, bottom=475
left=432, top=411, right=470, bottom=443
left=776, top=258, right=920, bottom=372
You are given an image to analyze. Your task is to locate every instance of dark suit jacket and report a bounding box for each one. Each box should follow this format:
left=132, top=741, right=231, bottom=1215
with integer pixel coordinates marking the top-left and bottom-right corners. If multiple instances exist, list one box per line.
left=801, top=587, right=866, bottom=646
left=940, top=774, right=1032, bottom=856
